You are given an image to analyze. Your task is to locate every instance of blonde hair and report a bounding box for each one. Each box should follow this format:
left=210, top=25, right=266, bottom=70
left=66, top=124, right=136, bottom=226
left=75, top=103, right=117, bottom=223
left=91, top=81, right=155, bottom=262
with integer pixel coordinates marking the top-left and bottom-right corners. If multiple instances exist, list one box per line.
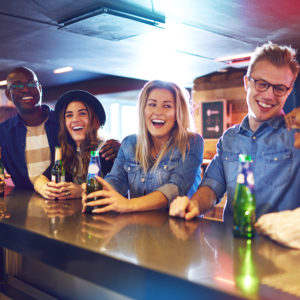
left=247, top=41, right=299, bottom=79
left=135, top=80, right=194, bottom=172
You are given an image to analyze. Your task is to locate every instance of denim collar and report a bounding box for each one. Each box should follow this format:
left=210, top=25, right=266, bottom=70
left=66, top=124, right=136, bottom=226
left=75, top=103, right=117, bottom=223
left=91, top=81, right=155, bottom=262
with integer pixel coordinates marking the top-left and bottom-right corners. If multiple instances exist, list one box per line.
left=9, top=105, right=56, bottom=128
left=236, top=114, right=285, bottom=135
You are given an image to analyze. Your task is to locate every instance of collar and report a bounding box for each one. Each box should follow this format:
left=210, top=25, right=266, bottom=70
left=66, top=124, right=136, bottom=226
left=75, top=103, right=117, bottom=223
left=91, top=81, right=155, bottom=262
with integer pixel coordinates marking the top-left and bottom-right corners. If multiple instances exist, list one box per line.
left=10, top=104, right=57, bottom=128
left=236, top=114, right=285, bottom=134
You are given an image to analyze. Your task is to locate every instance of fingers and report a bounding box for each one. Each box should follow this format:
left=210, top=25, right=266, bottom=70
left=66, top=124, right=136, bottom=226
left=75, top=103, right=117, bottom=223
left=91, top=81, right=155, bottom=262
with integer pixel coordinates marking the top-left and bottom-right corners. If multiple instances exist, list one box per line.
left=100, top=139, right=120, bottom=160
left=95, top=176, right=112, bottom=190
left=185, top=207, right=200, bottom=220
left=169, top=196, right=190, bottom=218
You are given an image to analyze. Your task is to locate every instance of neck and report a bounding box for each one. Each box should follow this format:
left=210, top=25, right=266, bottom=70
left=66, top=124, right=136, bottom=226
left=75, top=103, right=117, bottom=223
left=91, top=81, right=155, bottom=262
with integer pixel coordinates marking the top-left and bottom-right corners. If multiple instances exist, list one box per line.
left=20, top=106, right=47, bottom=126
left=151, top=137, right=168, bottom=158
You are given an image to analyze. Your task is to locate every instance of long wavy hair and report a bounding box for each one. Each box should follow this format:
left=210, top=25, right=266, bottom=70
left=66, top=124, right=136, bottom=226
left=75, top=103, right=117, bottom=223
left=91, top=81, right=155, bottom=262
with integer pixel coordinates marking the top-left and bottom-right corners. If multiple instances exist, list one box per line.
left=136, top=80, right=194, bottom=172
left=58, top=101, right=101, bottom=178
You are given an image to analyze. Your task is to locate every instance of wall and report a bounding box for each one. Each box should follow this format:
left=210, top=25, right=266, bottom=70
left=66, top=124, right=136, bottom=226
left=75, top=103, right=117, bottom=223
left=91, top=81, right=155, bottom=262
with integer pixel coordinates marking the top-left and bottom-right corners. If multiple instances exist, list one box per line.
left=192, top=69, right=247, bottom=159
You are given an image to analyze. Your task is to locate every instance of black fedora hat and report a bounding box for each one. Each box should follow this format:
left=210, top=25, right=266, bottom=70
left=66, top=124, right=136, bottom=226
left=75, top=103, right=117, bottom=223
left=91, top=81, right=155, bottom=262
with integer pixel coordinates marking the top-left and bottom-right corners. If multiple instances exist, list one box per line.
left=55, top=90, right=106, bottom=126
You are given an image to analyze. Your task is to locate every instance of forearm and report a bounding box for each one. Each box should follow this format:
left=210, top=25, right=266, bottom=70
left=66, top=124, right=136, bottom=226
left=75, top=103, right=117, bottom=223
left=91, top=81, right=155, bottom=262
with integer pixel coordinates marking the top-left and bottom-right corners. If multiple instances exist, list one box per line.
left=34, top=175, right=50, bottom=195
left=191, top=186, right=217, bottom=215
left=130, top=191, right=168, bottom=212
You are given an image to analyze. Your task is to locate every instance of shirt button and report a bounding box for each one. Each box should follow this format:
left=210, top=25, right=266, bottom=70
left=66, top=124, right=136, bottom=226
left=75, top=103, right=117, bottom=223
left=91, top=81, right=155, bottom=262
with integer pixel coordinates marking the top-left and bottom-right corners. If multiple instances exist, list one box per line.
left=225, top=157, right=228, bottom=160
left=163, top=165, right=167, bottom=170
left=252, top=136, right=256, bottom=140
left=127, top=167, right=131, bottom=171
left=274, top=157, right=278, bottom=161
left=141, top=178, right=145, bottom=183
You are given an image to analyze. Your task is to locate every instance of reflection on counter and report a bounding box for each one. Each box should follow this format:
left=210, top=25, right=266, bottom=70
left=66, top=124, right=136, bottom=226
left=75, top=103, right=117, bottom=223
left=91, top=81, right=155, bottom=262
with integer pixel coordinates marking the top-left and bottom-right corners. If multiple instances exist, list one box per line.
left=234, top=239, right=259, bottom=297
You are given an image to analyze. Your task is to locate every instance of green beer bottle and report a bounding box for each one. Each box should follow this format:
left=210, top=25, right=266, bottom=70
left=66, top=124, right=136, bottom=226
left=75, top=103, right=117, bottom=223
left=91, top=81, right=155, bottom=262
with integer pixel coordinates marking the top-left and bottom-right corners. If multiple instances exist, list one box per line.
left=233, top=154, right=256, bottom=238
left=51, top=146, right=66, bottom=183
left=86, top=151, right=103, bottom=214
left=0, top=147, right=5, bottom=197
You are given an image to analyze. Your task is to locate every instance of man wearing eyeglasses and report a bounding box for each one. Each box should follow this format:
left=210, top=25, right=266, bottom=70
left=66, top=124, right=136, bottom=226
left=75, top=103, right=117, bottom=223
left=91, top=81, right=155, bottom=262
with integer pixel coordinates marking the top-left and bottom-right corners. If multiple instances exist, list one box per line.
left=0, top=67, right=59, bottom=189
left=170, top=42, right=300, bottom=220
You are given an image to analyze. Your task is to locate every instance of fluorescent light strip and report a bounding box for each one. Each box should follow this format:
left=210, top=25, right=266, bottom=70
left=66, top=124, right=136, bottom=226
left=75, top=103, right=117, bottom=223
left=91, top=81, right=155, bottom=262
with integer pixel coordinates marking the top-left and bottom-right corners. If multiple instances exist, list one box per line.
left=53, top=66, right=73, bottom=74
left=0, top=80, right=7, bottom=86
left=215, top=52, right=253, bottom=62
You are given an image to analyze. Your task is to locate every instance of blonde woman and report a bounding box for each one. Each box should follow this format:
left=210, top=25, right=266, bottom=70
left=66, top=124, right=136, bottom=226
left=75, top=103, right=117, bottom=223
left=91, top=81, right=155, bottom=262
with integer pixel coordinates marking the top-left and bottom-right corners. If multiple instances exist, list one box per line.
left=82, top=80, right=203, bottom=214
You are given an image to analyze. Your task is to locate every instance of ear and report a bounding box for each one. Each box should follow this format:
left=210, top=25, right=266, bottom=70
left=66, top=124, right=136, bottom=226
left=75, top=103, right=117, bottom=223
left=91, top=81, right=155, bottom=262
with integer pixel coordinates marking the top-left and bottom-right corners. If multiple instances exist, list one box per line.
left=243, top=76, right=249, bottom=92
left=5, top=88, right=12, bottom=102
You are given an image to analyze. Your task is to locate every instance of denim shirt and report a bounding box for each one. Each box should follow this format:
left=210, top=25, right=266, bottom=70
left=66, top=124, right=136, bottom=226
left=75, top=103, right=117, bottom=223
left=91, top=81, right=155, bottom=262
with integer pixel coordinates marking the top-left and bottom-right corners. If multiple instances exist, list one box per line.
left=105, top=133, right=203, bottom=204
left=0, top=105, right=59, bottom=189
left=201, top=115, right=300, bottom=219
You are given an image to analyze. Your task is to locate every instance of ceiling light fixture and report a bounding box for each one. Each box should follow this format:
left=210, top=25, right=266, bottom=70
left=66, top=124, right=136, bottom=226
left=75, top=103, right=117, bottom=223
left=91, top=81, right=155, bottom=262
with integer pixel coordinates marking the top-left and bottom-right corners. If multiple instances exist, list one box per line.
left=215, top=52, right=253, bottom=65
left=58, top=7, right=165, bottom=41
left=53, top=67, right=74, bottom=74
left=0, top=80, right=7, bottom=86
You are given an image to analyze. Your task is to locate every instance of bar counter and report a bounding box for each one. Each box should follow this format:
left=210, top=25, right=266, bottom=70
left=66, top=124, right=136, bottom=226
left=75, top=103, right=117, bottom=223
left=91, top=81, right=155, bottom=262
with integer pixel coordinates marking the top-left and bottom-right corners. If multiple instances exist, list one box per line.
left=0, top=189, right=299, bottom=300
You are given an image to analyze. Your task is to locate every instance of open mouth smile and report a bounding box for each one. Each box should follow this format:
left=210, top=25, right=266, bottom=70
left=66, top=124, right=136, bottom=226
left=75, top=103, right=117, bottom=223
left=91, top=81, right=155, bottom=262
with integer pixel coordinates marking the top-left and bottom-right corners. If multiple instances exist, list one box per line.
left=152, top=119, right=165, bottom=127
left=72, top=126, right=84, bottom=131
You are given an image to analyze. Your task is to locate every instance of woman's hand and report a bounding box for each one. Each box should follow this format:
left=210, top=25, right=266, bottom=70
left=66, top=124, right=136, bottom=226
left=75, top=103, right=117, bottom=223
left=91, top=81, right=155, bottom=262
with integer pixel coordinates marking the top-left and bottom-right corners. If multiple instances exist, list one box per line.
left=34, top=175, right=83, bottom=200
left=82, top=176, right=131, bottom=214
left=55, top=181, right=84, bottom=200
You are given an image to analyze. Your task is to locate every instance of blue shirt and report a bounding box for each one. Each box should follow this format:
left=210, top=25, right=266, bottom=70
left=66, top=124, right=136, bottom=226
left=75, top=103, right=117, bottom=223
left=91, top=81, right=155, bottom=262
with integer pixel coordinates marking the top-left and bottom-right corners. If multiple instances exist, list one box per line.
left=201, top=115, right=300, bottom=219
left=0, top=105, right=59, bottom=189
left=105, top=133, right=203, bottom=204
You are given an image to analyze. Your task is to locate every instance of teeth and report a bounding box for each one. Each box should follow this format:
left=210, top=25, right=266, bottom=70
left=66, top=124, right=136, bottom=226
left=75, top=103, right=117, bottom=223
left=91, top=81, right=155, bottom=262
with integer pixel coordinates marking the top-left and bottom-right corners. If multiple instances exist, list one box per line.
left=73, top=126, right=83, bottom=131
left=152, top=119, right=165, bottom=124
left=258, top=101, right=272, bottom=108
left=22, top=96, right=33, bottom=100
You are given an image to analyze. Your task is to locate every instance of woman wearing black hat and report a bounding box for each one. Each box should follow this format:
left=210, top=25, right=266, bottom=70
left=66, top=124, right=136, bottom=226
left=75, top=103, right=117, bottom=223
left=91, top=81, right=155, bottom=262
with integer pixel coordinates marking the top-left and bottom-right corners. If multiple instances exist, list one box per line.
left=34, top=90, right=120, bottom=199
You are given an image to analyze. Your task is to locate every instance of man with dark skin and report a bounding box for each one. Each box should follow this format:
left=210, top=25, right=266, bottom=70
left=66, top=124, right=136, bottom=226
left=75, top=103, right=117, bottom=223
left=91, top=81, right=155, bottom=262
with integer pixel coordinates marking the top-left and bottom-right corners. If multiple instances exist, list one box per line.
left=0, top=67, right=120, bottom=191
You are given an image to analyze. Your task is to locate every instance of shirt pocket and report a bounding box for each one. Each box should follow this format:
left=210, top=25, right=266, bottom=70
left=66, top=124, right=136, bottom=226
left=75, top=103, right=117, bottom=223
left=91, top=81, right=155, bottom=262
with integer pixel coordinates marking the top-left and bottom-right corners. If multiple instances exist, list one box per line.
left=262, top=149, right=292, bottom=187
left=124, top=162, right=142, bottom=187
left=156, top=160, right=177, bottom=185
left=223, top=151, right=240, bottom=184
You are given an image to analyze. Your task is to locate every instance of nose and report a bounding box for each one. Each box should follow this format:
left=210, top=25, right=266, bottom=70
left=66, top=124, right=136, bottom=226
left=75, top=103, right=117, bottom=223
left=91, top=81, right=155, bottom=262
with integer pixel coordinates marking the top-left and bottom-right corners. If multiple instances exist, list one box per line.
left=153, top=105, right=162, bottom=115
left=261, top=85, right=274, bottom=99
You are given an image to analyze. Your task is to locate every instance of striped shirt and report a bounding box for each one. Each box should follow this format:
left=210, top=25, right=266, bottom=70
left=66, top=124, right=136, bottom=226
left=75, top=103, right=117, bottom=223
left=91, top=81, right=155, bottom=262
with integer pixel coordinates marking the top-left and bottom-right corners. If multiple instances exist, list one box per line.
left=25, top=118, right=51, bottom=184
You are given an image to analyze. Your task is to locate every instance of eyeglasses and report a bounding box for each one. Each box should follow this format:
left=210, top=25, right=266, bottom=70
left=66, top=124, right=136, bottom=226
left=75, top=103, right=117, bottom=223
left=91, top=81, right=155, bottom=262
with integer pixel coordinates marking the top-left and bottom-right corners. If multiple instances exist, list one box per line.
left=9, top=81, right=39, bottom=90
left=248, top=76, right=291, bottom=97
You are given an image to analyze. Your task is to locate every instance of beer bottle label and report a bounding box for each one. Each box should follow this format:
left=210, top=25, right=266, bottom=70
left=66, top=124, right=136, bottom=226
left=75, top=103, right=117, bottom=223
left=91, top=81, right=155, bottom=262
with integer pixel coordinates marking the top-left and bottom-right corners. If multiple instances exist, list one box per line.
left=88, top=164, right=99, bottom=176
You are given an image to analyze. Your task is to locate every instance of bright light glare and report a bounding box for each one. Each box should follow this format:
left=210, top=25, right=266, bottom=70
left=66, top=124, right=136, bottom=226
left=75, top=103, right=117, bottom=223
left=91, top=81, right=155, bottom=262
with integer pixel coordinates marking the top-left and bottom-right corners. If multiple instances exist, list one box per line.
left=53, top=66, right=73, bottom=74
left=137, top=20, right=192, bottom=86
left=0, top=80, right=7, bottom=86
left=215, top=53, right=253, bottom=62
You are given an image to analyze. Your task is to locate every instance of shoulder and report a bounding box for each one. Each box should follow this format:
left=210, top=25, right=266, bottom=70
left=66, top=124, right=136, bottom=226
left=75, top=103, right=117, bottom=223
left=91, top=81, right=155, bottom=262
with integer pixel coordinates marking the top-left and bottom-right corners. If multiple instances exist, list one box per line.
left=121, top=134, right=137, bottom=146
left=188, top=132, right=204, bottom=147
left=0, top=115, right=19, bottom=132
left=119, top=134, right=137, bottom=157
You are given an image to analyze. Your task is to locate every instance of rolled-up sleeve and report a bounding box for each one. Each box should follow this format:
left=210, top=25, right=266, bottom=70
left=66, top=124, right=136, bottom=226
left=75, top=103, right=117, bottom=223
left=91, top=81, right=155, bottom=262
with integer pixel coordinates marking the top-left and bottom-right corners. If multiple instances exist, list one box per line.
left=200, top=137, right=227, bottom=203
left=157, top=133, right=203, bottom=203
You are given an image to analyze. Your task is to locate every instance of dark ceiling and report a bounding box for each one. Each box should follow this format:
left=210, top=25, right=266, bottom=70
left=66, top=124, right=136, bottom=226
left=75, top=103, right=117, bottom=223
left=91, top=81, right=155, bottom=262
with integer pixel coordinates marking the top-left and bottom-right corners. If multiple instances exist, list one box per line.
left=1, top=0, right=300, bottom=89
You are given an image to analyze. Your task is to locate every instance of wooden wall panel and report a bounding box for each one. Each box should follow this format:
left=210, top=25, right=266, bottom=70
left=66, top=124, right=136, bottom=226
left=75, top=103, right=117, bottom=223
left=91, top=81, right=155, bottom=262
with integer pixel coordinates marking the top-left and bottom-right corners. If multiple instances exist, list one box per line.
left=192, top=70, right=248, bottom=159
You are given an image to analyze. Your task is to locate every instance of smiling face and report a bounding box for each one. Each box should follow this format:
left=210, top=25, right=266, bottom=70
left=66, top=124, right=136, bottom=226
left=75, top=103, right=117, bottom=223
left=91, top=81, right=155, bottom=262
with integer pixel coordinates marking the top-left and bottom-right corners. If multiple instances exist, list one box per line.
left=144, top=88, right=176, bottom=145
left=244, top=60, right=295, bottom=131
left=64, top=101, right=90, bottom=147
left=5, top=68, right=42, bottom=114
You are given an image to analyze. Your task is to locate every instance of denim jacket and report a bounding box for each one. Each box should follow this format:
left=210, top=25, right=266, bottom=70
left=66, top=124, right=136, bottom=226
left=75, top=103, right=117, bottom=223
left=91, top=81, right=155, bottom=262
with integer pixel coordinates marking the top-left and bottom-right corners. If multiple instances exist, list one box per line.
left=0, top=105, right=59, bottom=189
left=201, top=115, right=300, bottom=219
left=105, top=133, right=203, bottom=204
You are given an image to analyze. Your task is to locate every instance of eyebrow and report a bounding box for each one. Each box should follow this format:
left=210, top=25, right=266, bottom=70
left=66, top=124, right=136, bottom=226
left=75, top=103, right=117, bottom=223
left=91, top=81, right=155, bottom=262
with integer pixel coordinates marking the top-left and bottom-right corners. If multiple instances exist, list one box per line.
left=65, top=108, right=88, bottom=114
left=147, top=99, right=174, bottom=103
